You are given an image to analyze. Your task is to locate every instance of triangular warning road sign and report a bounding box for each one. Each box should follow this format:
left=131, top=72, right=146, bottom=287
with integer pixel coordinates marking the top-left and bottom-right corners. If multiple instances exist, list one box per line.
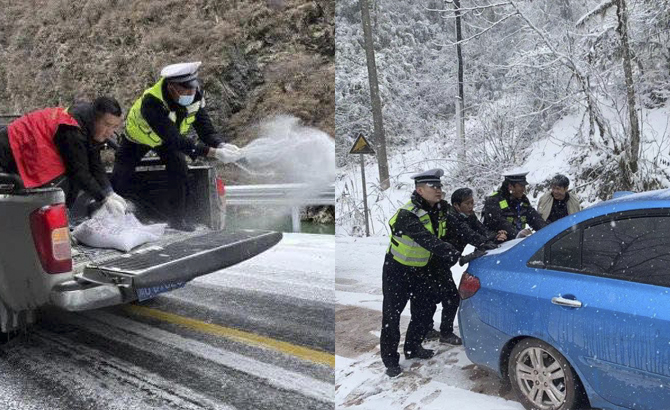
left=349, top=134, right=375, bottom=155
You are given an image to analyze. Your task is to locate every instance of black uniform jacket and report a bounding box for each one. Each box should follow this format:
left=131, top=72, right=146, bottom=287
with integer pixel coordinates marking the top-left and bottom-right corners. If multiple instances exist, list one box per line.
left=481, top=187, right=547, bottom=239
left=390, top=192, right=492, bottom=268
left=141, top=82, right=225, bottom=159
left=447, top=206, right=498, bottom=253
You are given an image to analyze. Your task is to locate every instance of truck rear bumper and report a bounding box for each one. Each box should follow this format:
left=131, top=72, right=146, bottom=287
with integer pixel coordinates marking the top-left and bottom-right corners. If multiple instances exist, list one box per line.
left=49, top=280, right=129, bottom=311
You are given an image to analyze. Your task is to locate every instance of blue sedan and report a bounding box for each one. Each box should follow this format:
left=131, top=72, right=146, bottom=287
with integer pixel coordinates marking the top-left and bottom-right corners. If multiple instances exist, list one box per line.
left=458, top=189, right=670, bottom=410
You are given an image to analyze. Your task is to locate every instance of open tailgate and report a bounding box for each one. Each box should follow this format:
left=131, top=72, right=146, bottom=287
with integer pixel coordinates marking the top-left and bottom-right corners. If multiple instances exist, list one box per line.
left=79, top=230, right=282, bottom=301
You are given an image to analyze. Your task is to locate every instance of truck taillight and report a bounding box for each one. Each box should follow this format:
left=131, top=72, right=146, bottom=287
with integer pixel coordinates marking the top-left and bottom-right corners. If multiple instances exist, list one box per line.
left=458, top=272, right=481, bottom=300
left=216, top=177, right=225, bottom=196
left=30, top=204, right=72, bottom=274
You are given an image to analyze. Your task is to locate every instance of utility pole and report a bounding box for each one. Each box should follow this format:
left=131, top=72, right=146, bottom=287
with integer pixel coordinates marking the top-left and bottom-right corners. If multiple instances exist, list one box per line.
left=359, top=154, right=370, bottom=236
left=454, top=0, right=466, bottom=163
left=360, top=0, right=390, bottom=190
left=349, top=134, right=376, bottom=237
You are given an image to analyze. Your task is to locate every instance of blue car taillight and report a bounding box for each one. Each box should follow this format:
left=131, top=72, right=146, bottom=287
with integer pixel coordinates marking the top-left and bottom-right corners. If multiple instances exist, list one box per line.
left=458, top=272, right=480, bottom=299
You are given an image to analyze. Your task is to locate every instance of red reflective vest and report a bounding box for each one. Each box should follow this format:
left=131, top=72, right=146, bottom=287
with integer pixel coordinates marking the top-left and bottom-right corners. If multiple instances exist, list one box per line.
left=8, top=107, right=80, bottom=188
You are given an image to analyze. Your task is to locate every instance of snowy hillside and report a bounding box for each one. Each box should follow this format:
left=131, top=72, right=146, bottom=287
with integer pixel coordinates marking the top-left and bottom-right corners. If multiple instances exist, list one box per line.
left=336, top=103, right=670, bottom=236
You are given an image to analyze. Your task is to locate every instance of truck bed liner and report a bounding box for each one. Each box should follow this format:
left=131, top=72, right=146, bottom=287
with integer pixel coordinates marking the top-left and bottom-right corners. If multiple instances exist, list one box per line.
left=72, top=228, right=206, bottom=274
left=73, top=229, right=283, bottom=300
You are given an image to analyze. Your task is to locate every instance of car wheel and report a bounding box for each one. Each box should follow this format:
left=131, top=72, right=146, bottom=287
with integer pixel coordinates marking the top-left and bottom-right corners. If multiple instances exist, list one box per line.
left=508, top=338, right=582, bottom=410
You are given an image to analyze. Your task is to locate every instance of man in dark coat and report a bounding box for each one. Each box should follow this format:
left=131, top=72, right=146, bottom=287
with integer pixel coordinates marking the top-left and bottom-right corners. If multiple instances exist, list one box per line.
left=482, top=171, right=547, bottom=240
left=449, top=187, right=507, bottom=250
left=424, top=187, right=504, bottom=344
left=0, top=97, right=126, bottom=215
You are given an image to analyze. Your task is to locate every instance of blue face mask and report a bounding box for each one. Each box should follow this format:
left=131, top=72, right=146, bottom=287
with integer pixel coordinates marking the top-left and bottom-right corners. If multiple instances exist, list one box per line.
left=177, top=93, right=195, bottom=106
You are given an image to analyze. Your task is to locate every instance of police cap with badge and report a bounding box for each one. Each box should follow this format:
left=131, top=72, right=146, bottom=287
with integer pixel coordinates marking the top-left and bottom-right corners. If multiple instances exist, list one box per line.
left=411, top=168, right=444, bottom=188
left=502, top=170, right=529, bottom=186
left=161, top=61, right=201, bottom=89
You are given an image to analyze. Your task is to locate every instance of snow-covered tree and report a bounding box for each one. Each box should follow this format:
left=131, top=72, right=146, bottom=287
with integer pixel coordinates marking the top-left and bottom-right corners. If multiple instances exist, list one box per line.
left=336, top=0, right=670, bottom=202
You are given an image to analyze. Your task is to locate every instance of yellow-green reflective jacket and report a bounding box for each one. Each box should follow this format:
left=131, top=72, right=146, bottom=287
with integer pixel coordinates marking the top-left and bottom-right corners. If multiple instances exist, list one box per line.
left=387, top=201, right=447, bottom=267
left=125, top=78, right=203, bottom=147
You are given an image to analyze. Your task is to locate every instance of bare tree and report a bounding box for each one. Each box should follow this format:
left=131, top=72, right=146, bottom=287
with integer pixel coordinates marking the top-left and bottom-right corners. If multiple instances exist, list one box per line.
left=576, top=0, right=641, bottom=189
left=615, top=0, right=641, bottom=179
left=360, top=0, right=390, bottom=190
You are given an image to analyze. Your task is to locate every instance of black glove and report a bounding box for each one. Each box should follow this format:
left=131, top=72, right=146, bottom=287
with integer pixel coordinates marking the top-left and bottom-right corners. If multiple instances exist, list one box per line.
left=439, top=251, right=460, bottom=267
left=459, top=249, right=487, bottom=266
left=478, top=241, right=499, bottom=251
left=447, top=253, right=459, bottom=267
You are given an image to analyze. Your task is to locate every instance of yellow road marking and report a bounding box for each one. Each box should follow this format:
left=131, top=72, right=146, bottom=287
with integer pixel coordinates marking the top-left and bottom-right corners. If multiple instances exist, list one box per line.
left=124, top=304, right=335, bottom=368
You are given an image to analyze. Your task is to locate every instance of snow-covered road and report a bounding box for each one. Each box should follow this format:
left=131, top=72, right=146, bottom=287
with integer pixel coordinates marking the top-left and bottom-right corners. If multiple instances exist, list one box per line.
left=0, top=234, right=335, bottom=410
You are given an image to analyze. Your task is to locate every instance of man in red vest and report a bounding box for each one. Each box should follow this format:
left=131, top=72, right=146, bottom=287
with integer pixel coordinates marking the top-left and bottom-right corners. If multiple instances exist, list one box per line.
left=0, top=96, right=127, bottom=215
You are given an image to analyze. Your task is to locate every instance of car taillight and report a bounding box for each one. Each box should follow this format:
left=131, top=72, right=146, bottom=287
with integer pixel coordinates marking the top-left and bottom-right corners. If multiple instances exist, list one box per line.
left=459, top=272, right=481, bottom=300
left=30, top=203, right=72, bottom=274
left=216, top=177, right=225, bottom=197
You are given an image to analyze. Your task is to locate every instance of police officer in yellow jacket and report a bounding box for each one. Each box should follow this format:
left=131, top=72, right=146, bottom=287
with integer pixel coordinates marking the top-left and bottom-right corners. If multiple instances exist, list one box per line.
left=482, top=171, right=547, bottom=240
left=381, top=169, right=464, bottom=378
left=111, top=62, right=241, bottom=231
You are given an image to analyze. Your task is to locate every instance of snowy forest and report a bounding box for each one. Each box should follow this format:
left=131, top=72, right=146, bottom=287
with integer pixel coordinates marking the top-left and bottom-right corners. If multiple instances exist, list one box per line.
left=336, top=0, right=670, bottom=230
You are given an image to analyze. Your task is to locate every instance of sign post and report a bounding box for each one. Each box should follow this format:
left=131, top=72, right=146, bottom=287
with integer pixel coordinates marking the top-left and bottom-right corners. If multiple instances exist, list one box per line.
left=349, top=134, right=376, bottom=236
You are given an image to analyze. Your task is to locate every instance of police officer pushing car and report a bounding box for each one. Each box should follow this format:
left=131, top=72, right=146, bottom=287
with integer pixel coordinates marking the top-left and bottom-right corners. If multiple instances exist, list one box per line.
left=380, top=168, right=464, bottom=378
left=111, top=61, right=241, bottom=231
left=482, top=170, right=547, bottom=239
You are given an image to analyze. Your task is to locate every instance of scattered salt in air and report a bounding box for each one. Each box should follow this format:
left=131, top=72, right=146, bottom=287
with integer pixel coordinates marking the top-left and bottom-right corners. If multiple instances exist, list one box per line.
left=238, top=114, right=334, bottom=187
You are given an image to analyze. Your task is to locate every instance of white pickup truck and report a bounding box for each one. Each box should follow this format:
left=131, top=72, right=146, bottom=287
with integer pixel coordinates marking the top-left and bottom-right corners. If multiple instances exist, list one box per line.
left=0, top=161, right=281, bottom=334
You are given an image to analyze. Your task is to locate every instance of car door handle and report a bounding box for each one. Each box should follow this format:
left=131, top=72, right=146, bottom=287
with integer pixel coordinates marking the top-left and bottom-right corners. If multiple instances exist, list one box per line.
left=551, top=296, right=582, bottom=308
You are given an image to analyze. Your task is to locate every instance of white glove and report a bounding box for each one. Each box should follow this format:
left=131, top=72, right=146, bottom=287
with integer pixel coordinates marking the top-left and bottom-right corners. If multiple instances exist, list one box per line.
left=108, top=192, right=128, bottom=209
left=218, top=143, right=241, bottom=153
left=103, top=195, right=127, bottom=216
left=214, top=147, right=242, bottom=164
left=516, top=228, right=533, bottom=239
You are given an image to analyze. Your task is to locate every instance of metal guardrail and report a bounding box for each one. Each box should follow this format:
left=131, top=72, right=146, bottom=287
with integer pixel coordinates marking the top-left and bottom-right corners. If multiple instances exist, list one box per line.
left=224, top=183, right=335, bottom=206
left=224, top=183, right=334, bottom=232
left=0, top=114, right=20, bottom=127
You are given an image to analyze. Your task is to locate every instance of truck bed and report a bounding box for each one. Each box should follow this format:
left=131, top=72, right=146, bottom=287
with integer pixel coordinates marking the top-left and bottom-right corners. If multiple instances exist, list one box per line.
left=71, top=227, right=211, bottom=275
left=71, top=227, right=282, bottom=300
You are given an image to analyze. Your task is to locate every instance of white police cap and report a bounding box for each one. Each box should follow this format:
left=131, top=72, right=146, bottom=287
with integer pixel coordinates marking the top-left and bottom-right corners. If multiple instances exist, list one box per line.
left=160, top=61, right=201, bottom=88
left=502, top=169, right=529, bottom=185
left=411, top=168, right=444, bottom=185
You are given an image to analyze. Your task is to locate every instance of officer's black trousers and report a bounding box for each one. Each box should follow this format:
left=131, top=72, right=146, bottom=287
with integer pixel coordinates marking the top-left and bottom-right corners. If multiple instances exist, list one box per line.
left=380, top=255, right=435, bottom=368
left=427, top=270, right=460, bottom=335
left=111, top=138, right=189, bottom=223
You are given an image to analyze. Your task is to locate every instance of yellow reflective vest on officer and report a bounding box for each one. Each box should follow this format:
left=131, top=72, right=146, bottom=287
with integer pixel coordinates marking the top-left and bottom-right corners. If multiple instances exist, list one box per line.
left=388, top=201, right=447, bottom=267
left=490, top=191, right=527, bottom=227
left=125, top=78, right=203, bottom=147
